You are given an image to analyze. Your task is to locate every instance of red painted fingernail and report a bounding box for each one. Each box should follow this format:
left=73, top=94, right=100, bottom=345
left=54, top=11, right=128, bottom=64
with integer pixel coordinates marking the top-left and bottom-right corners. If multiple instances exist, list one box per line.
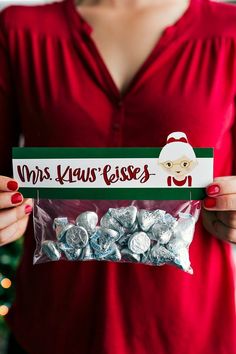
left=25, top=205, right=33, bottom=215
left=11, top=192, right=23, bottom=204
left=204, top=197, right=217, bottom=208
left=7, top=180, right=18, bottom=191
left=206, top=184, right=220, bottom=196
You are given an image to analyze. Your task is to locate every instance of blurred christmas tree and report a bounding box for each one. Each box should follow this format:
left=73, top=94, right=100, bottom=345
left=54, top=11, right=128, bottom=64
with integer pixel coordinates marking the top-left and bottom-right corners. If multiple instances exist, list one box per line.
left=0, top=239, right=23, bottom=345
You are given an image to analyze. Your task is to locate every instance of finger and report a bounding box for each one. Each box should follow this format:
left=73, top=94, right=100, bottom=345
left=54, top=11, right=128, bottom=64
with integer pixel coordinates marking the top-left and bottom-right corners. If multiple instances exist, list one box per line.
left=203, top=194, right=236, bottom=211
left=216, top=210, right=236, bottom=229
left=212, top=220, right=236, bottom=244
left=201, top=208, right=218, bottom=236
left=0, top=176, right=19, bottom=192
left=206, top=176, right=236, bottom=197
left=0, top=191, right=24, bottom=209
left=0, top=215, right=29, bottom=246
left=214, top=176, right=236, bottom=181
left=201, top=209, right=236, bottom=244
left=0, top=198, right=33, bottom=230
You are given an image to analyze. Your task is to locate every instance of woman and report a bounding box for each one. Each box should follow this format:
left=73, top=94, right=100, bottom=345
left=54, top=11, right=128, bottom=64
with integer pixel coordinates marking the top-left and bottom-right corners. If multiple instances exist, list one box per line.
left=0, top=0, right=236, bottom=353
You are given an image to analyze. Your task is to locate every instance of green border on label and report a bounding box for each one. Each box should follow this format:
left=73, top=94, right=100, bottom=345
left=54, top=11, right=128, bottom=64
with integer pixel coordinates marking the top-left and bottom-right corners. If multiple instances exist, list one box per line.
left=13, top=147, right=214, bottom=159
left=18, top=187, right=206, bottom=200
left=13, top=147, right=212, bottom=200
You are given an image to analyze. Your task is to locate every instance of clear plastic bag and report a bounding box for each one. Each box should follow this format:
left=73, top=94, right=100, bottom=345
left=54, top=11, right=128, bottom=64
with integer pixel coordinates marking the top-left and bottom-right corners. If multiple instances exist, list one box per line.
left=33, top=198, right=201, bottom=274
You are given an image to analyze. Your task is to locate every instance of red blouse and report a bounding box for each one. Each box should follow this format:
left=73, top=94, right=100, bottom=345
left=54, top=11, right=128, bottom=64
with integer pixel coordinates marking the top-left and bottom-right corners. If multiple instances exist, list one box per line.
left=1, top=0, right=236, bottom=353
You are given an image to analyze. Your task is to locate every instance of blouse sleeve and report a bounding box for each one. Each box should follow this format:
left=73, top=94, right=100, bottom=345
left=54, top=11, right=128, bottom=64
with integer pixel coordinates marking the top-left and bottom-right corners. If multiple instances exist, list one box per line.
left=0, top=10, right=21, bottom=177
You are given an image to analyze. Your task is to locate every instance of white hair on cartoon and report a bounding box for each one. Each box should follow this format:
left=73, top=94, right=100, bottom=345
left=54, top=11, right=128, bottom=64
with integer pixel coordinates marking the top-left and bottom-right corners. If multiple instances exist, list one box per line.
left=159, top=132, right=197, bottom=162
left=166, top=131, right=188, bottom=142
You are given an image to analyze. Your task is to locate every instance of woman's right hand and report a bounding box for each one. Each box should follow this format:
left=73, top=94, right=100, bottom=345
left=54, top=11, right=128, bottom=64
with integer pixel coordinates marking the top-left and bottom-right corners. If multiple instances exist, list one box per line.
left=0, top=175, right=33, bottom=246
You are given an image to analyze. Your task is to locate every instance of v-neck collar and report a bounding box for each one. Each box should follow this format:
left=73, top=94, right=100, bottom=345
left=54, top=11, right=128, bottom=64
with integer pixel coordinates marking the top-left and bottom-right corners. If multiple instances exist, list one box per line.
left=64, top=0, right=198, bottom=102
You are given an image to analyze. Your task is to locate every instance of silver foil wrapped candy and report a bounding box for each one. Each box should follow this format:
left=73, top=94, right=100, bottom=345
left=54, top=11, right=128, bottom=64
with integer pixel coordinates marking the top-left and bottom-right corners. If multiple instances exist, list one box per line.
left=58, top=242, right=82, bottom=261
left=166, top=237, right=192, bottom=273
left=129, top=219, right=139, bottom=233
left=121, top=248, right=141, bottom=262
left=42, top=240, right=61, bottom=261
left=75, top=211, right=98, bottom=235
left=108, top=206, right=137, bottom=228
left=53, top=217, right=69, bottom=239
left=163, top=213, right=178, bottom=228
left=99, top=227, right=120, bottom=241
left=173, top=212, right=196, bottom=246
left=151, top=223, right=173, bottom=244
left=57, top=223, right=74, bottom=242
left=149, top=244, right=175, bottom=266
left=128, top=232, right=151, bottom=254
left=90, top=227, right=116, bottom=258
left=65, top=225, right=89, bottom=249
left=137, top=209, right=165, bottom=232
left=101, top=244, right=122, bottom=261
left=100, top=213, right=126, bottom=237
left=80, top=244, right=94, bottom=261
left=117, top=233, right=132, bottom=247
left=46, top=205, right=197, bottom=274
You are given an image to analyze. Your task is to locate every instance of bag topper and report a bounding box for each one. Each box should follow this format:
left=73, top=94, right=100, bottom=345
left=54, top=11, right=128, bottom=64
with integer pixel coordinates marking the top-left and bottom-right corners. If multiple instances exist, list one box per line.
left=12, top=132, right=213, bottom=274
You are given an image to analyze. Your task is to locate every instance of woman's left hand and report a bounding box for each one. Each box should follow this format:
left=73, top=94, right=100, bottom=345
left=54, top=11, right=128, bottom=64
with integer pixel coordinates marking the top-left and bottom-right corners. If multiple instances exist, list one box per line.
left=202, top=176, right=236, bottom=244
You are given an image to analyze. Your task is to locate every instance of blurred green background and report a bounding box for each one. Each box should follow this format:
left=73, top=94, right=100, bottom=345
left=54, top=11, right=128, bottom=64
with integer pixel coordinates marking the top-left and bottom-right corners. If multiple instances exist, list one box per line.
left=0, top=240, right=23, bottom=353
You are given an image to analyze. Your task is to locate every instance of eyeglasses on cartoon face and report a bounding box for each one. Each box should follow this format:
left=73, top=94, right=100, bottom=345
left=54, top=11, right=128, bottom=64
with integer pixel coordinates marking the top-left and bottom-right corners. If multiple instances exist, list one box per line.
left=161, top=160, right=192, bottom=169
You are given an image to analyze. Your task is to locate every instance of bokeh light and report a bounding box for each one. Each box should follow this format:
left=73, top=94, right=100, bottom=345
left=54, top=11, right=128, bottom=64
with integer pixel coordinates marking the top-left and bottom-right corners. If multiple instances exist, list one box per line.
left=1, top=278, right=12, bottom=289
left=0, top=305, right=9, bottom=316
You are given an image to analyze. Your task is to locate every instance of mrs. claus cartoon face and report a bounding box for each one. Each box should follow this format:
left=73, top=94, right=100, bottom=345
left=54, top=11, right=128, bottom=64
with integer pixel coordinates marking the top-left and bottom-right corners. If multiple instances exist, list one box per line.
left=160, top=154, right=198, bottom=178
left=158, top=132, right=198, bottom=179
